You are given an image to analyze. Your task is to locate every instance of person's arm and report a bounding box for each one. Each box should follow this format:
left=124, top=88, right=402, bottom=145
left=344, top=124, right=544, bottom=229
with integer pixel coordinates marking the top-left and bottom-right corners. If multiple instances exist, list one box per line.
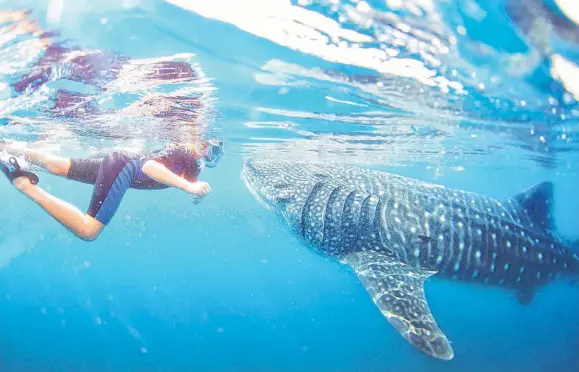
left=141, top=159, right=210, bottom=196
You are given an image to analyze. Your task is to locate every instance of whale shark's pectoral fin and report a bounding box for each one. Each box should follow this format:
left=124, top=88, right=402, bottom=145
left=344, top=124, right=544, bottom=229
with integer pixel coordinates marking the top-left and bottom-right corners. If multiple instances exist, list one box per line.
left=341, top=251, right=454, bottom=361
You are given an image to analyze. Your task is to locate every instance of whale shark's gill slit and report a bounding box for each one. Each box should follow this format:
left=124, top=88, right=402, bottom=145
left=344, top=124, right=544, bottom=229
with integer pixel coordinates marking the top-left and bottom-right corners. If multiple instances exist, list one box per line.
left=301, top=181, right=325, bottom=240
left=373, top=198, right=384, bottom=251
left=358, top=194, right=376, bottom=251
left=322, top=185, right=345, bottom=252
left=342, top=190, right=360, bottom=249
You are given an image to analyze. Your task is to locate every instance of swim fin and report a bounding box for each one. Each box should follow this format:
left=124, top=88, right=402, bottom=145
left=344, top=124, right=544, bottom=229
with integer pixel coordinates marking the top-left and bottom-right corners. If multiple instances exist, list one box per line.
left=0, top=156, right=38, bottom=185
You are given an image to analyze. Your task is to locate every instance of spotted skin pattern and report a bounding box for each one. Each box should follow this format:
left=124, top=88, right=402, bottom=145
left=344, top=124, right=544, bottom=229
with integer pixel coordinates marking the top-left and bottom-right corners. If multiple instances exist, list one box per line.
left=242, top=160, right=579, bottom=360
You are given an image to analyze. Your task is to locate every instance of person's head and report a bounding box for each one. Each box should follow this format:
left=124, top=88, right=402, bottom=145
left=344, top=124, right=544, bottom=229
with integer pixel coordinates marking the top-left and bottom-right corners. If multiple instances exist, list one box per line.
left=193, top=139, right=224, bottom=169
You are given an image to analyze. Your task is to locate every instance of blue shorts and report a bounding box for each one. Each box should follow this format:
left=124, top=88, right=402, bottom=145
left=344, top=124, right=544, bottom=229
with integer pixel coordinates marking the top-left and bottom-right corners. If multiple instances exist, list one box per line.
left=66, top=152, right=146, bottom=225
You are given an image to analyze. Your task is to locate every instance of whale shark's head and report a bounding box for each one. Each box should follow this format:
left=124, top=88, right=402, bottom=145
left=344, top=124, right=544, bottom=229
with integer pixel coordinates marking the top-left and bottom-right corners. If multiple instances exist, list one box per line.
left=242, top=159, right=320, bottom=230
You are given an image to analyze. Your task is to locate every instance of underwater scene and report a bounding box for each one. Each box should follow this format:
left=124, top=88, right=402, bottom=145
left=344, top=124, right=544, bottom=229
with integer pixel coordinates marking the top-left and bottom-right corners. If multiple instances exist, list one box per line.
left=0, top=0, right=578, bottom=371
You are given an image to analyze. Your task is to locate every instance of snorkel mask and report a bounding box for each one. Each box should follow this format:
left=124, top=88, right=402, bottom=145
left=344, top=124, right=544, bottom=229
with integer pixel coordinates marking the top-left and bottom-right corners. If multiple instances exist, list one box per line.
left=196, top=140, right=224, bottom=169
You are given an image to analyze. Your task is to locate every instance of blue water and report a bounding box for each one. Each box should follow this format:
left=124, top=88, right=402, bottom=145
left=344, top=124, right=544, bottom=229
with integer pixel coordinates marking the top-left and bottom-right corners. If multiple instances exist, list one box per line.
left=0, top=0, right=578, bottom=371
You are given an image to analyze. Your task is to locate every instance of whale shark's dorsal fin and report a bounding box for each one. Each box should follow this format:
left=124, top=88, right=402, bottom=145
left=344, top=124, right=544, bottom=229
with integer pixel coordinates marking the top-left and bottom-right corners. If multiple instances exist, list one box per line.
left=341, top=251, right=454, bottom=360
left=507, top=181, right=555, bottom=233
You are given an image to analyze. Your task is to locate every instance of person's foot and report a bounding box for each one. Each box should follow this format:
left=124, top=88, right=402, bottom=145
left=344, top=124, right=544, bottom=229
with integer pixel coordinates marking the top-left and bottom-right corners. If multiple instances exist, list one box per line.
left=12, top=175, right=33, bottom=191
left=0, top=155, right=38, bottom=187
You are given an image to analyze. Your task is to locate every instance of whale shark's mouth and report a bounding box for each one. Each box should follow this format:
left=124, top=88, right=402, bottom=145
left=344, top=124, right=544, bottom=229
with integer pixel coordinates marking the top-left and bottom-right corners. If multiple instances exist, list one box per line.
left=241, top=162, right=272, bottom=211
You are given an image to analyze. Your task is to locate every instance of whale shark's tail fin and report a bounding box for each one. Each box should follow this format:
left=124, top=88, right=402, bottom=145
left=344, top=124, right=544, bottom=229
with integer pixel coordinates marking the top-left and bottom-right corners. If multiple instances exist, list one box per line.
left=341, top=251, right=454, bottom=361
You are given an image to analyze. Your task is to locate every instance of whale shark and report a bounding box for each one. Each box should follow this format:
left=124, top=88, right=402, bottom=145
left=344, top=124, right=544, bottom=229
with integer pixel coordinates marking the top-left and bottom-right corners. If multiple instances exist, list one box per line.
left=241, top=159, right=579, bottom=360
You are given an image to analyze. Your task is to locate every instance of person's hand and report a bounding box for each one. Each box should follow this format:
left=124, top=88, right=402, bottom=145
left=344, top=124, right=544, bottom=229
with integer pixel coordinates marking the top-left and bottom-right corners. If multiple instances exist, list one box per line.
left=185, top=181, right=211, bottom=196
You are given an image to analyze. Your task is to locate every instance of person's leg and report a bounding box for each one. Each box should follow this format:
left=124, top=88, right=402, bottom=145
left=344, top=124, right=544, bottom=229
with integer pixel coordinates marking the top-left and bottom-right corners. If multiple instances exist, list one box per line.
left=4, top=151, right=137, bottom=241
left=12, top=177, right=104, bottom=241
left=0, top=141, right=71, bottom=176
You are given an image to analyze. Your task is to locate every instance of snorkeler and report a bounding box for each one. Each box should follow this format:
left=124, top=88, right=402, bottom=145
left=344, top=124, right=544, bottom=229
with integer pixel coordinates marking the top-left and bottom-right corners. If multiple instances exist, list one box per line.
left=0, top=139, right=224, bottom=241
